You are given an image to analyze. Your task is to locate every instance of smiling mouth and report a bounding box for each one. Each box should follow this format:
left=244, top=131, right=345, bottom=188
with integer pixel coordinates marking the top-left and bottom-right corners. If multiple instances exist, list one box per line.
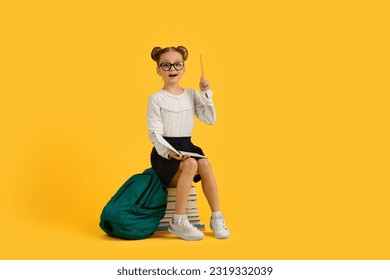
left=169, top=74, right=178, bottom=77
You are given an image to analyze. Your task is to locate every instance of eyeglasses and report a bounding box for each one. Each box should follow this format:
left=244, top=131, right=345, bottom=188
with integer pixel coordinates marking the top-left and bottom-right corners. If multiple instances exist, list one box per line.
left=159, top=61, right=185, bottom=71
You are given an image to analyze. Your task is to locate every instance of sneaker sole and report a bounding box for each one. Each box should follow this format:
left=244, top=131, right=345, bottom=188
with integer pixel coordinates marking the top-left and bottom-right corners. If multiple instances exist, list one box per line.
left=214, top=233, right=230, bottom=239
left=210, top=227, right=230, bottom=239
left=168, top=227, right=204, bottom=241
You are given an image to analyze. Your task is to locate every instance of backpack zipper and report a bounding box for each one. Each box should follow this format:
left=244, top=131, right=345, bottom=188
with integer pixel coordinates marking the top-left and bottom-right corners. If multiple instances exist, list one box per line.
left=112, top=174, right=155, bottom=206
left=112, top=180, right=135, bottom=203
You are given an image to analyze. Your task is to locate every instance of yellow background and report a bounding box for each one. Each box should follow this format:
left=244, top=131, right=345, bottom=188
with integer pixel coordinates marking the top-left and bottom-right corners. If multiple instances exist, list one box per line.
left=1, top=0, right=389, bottom=259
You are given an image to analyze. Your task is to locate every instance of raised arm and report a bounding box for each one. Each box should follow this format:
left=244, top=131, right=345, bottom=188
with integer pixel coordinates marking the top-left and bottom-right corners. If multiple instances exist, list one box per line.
left=194, top=76, right=216, bottom=124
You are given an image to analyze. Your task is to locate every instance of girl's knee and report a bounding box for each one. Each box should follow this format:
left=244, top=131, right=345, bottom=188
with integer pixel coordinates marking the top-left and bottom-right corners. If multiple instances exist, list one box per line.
left=180, top=158, right=198, bottom=173
left=198, top=159, right=212, bottom=174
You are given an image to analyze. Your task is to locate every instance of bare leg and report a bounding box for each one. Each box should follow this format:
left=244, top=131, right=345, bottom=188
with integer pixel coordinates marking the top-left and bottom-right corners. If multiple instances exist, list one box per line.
left=197, top=159, right=220, bottom=212
left=171, top=158, right=198, bottom=215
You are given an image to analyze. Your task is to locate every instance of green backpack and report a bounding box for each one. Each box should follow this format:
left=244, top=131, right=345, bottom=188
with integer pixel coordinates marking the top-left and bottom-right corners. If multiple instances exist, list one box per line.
left=99, top=168, right=167, bottom=240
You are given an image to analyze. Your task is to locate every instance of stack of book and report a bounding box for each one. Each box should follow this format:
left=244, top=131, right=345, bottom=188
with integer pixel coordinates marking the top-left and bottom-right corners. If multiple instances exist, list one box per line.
left=154, top=186, right=205, bottom=234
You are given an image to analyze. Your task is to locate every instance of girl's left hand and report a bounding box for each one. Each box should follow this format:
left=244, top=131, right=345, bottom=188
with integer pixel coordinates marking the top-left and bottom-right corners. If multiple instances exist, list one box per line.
left=199, top=76, right=210, bottom=91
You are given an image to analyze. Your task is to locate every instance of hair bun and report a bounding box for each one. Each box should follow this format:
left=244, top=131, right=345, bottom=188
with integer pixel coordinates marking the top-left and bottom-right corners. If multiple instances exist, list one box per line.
left=177, top=46, right=188, bottom=61
left=151, top=47, right=162, bottom=62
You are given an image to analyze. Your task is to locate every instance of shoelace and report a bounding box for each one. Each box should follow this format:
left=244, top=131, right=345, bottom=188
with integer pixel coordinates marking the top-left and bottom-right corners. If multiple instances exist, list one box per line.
left=179, top=219, right=198, bottom=232
left=213, top=217, right=227, bottom=230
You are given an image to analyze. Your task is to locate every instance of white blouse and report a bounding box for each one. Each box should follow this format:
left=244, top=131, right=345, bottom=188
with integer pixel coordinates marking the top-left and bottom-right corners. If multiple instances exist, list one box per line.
left=147, top=88, right=216, bottom=159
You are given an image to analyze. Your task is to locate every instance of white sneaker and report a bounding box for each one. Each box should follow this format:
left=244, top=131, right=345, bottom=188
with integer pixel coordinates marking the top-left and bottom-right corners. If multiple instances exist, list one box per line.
left=210, top=214, right=230, bottom=239
left=168, top=216, right=205, bottom=241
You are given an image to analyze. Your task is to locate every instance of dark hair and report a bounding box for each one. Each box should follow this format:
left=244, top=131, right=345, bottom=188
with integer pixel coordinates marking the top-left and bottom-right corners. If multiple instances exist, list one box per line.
left=151, top=46, right=188, bottom=65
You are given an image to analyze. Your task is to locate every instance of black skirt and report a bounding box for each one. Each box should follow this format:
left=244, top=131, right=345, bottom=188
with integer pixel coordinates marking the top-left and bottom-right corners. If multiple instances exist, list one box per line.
left=150, top=137, right=205, bottom=186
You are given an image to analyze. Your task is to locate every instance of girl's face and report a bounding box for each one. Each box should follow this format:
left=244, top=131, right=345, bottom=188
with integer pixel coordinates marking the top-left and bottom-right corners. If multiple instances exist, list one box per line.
left=157, top=51, right=186, bottom=85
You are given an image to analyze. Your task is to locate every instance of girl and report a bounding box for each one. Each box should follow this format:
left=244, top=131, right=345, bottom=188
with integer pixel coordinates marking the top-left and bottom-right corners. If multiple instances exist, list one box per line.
left=147, top=46, right=230, bottom=241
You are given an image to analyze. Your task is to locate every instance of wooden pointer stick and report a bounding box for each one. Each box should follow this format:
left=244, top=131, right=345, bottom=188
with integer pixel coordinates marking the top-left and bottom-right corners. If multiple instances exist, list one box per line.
left=200, top=54, right=204, bottom=77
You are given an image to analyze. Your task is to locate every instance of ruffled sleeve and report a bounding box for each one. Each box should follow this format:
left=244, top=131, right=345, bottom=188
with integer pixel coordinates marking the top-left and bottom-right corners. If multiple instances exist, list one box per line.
left=193, top=89, right=216, bottom=124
